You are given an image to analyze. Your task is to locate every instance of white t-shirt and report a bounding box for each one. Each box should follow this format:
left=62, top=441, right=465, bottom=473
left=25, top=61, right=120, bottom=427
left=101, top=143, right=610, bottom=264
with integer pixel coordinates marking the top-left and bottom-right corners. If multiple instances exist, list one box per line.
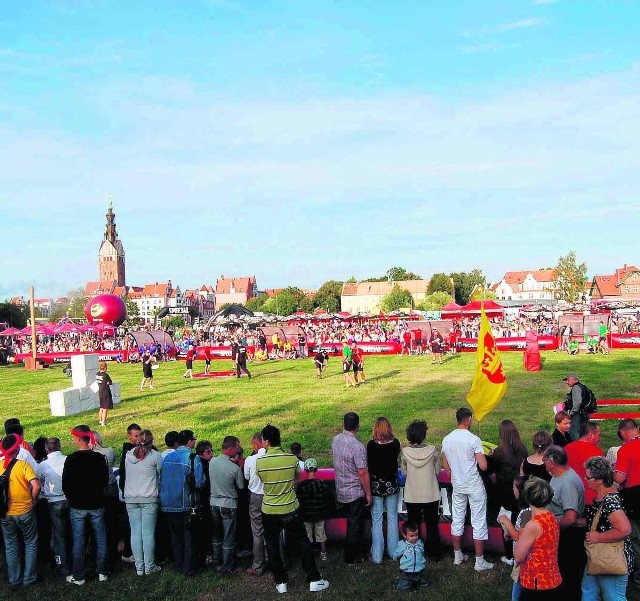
left=243, top=448, right=267, bottom=494
left=441, top=428, right=484, bottom=492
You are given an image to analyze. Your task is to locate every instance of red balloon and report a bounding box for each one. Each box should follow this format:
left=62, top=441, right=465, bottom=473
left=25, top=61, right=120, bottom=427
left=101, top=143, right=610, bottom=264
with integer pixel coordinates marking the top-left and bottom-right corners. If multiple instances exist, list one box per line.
left=84, top=294, right=127, bottom=326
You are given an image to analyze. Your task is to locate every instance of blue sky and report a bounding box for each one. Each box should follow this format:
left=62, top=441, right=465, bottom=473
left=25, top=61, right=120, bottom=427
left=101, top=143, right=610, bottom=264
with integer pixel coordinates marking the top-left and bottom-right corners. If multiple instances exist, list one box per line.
left=1, top=0, right=639, bottom=298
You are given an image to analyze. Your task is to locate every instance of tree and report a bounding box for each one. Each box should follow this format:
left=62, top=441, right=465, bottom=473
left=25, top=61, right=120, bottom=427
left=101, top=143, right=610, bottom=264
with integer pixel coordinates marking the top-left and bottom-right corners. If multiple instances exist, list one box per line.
left=313, top=280, right=343, bottom=313
left=380, top=285, right=413, bottom=312
left=163, top=316, right=185, bottom=330
left=50, top=299, right=71, bottom=322
left=68, top=295, right=88, bottom=319
left=245, top=297, right=265, bottom=312
left=552, top=251, right=588, bottom=303
left=0, top=302, right=28, bottom=328
left=123, top=298, right=140, bottom=327
left=261, top=290, right=298, bottom=316
left=365, top=266, right=422, bottom=282
left=470, top=288, right=498, bottom=302
left=416, top=292, right=454, bottom=311
left=427, top=273, right=454, bottom=295
left=450, top=269, right=486, bottom=305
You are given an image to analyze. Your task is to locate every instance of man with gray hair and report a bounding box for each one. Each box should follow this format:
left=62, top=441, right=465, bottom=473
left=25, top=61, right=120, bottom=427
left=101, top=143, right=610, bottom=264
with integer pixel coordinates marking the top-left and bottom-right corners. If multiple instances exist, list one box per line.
left=543, top=445, right=585, bottom=600
left=36, top=437, right=70, bottom=577
left=243, top=432, right=267, bottom=576
left=562, top=374, right=590, bottom=441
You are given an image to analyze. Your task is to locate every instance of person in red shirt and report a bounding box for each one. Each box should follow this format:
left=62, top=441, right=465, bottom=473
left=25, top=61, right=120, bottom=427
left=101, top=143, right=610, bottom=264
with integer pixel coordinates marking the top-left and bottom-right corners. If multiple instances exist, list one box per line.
left=183, top=345, right=195, bottom=380
left=203, top=341, right=212, bottom=375
left=564, top=421, right=603, bottom=505
left=401, top=331, right=412, bottom=356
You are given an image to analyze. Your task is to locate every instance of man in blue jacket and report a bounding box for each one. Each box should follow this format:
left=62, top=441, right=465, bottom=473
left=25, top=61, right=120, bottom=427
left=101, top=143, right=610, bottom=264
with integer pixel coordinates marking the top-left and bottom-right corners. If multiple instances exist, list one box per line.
left=159, top=429, right=203, bottom=576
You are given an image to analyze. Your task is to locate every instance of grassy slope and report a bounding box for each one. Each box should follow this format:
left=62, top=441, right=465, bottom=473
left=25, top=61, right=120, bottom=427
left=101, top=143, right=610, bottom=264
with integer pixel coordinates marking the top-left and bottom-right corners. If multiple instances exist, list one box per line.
left=0, top=350, right=639, bottom=600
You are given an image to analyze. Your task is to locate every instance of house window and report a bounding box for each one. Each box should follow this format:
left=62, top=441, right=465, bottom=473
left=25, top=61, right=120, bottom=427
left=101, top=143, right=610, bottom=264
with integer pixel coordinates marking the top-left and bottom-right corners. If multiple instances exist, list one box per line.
left=624, top=287, right=630, bottom=293
left=633, top=286, right=639, bottom=294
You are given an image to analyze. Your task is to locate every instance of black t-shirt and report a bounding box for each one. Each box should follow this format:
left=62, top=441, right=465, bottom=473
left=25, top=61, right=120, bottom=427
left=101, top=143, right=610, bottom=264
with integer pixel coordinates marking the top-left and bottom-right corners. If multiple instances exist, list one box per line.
left=552, top=428, right=571, bottom=448
left=62, top=450, right=109, bottom=509
left=367, top=438, right=400, bottom=488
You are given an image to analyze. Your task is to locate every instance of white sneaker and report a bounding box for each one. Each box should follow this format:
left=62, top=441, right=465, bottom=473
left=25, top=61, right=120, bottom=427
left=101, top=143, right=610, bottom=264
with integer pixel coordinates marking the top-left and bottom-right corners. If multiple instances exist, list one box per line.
left=98, top=573, right=108, bottom=582
left=453, top=552, right=468, bottom=565
left=501, top=556, right=514, bottom=566
left=310, top=579, right=330, bottom=592
left=66, top=575, right=85, bottom=586
left=276, top=583, right=288, bottom=594
left=474, top=557, right=494, bottom=572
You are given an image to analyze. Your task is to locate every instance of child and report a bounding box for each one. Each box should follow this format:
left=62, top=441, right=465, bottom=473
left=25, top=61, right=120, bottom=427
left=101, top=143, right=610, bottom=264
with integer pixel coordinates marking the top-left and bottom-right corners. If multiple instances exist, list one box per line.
left=392, top=521, right=430, bottom=591
left=96, top=360, right=113, bottom=426
left=497, top=475, right=532, bottom=601
left=296, top=458, right=329, bottom=561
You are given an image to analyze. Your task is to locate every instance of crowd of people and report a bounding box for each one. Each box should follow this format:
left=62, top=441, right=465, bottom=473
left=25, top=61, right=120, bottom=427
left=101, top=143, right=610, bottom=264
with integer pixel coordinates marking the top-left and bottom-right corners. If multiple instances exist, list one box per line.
left=1, top=372, right=639, bottom=599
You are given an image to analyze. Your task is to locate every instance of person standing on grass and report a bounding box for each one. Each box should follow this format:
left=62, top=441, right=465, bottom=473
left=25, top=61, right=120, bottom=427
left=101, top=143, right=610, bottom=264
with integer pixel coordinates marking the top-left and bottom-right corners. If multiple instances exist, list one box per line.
left=96, top=361, right=113, bottom=426
left=183, top=344, right=195, bottom=379
left=562, top=374, right=590, bottom=442
left=332, top=411, right=372, bottom=564
left=62, top=425, right=110, bottom=585
left=392, top=521, right=430, bottom=591
left=208, top=435, right=245, bottom=574
left=342, top=340, right=356, bottom=387
left=124, top=429, right=163, bottom=576
left=441, top=407, right=493, bottom=572
left=256, top=424, right=329, bottom=594
left=543, top=445, right=585, bottom=601
left=296, top=458, right=329, bottom=561
left=243, top=432, right=267, bottom=576
left=234, top=338, right=252, bottom=379
left=565, top=421, right=604, bottom=505
left=0, top=434, right=41, bottom=591
left=140, top=350, right=154, bottom=390
left=203, top=340, right=212, bottom=375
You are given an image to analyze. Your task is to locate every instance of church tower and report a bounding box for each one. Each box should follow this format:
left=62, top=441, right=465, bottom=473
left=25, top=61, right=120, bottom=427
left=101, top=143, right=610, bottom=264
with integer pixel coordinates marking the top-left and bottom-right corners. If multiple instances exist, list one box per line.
left=98, top=199, right=126, bottom=286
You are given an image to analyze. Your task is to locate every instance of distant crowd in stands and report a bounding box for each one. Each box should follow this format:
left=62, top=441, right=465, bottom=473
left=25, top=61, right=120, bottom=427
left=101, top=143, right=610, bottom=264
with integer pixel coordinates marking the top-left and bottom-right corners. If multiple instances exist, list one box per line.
left=1, top=371, right=639, bottom=598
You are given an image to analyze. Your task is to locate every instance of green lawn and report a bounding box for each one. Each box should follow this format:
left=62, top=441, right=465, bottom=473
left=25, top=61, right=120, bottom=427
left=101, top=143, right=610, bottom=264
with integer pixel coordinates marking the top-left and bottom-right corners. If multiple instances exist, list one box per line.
left=0, top=350, right=639, bottom=600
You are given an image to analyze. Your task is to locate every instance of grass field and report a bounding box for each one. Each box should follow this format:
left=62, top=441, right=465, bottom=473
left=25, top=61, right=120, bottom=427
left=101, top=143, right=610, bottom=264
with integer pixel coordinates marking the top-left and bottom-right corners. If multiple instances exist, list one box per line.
left=0, top=349, right=639, bottom=600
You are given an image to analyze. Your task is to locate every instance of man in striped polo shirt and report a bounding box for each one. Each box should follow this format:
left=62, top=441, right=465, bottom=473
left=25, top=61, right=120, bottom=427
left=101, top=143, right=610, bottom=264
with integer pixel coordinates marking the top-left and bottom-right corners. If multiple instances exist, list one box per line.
left=256, top=424, right=329, bottom=595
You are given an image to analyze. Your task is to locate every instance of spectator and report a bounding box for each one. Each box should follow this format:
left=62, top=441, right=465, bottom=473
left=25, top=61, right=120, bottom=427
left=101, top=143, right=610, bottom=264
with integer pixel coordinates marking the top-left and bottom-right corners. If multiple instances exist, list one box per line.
left=521, top=431, right=553, bottom=481
left=543, top=445, right=586, bottom=600
left=332, top=412, right=372, bottom=564
left=582, top=456, right=633, bottom=600
left=562, top=374, right=590, bottom=441
left=400, top=420, right=441, bottom=561
left=565, top=422, right=604, bottom=505
left=194, top=440, right=214, bottom=566
left=208, top=435, right=245, bottom=574
left=162, top=431, right=180, bottom=459
left=62, top=425, right=110, bottom=585
left=552, top=411, right=572, bottom=448
left=613, top=418, right=640, bottom=589
left=297, top=458, right=329, bottom=560
left=4, top=418, right=35, bottom=458
left=118, top=423, right=142, bottom=563
left=514, top=477, right=562, bottom=601
left=442, top=407, right=493, bottom=571
left=36, top=437, right=70, bottom=577
left=367, top=416, right=401, bottom=564
left=243, top=432, right=267, bottom=576
left=256, top=424, right=329, bottom=594
left=392, top=521, right=430, bottom=591
left=124, top=429, right=163, bottom=576
left=488, top=420, right=528, bottom=566
left=0, top=434, right=41, bottom=590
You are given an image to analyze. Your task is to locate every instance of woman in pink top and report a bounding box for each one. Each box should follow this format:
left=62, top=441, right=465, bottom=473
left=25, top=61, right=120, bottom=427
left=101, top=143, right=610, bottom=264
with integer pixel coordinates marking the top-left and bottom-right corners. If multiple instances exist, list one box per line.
left=514, top=477, right=561, bottom=600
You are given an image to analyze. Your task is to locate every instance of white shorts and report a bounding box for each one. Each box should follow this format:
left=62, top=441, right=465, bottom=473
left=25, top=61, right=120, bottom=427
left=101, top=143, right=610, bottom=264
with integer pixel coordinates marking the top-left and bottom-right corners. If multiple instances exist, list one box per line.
left=450, top=486, right=488, bottom=541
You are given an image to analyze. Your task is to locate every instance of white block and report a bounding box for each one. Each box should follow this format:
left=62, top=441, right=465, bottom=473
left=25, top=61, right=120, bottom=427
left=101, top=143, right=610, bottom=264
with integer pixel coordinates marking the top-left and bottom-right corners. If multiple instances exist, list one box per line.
left=49, top=388, right=80, bottom=417
left=77, top=386, right=99, bottom=412
left=110, top=381, right=121, bottom=405
left=71, top=354, right=99, bottom=388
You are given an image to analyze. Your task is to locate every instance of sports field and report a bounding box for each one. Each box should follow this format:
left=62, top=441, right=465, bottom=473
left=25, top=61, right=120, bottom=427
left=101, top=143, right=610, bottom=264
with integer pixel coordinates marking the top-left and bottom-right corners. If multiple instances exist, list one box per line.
left=0, top=350, right=639, bottom=600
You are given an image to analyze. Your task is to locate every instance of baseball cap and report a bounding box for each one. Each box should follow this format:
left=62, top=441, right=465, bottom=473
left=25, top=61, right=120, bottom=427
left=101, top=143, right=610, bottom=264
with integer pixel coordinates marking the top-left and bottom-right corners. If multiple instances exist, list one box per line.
left=562, top=373, right=579, bottom=381
left=304, top=458, right=318, bottom=472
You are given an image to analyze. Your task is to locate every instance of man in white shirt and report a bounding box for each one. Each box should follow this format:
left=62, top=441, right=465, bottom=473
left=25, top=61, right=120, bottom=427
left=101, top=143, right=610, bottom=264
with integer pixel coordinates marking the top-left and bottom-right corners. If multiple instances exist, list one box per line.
left=441, top=407, right=493, bottom=572
left=243, top=432, right=267, bottom=575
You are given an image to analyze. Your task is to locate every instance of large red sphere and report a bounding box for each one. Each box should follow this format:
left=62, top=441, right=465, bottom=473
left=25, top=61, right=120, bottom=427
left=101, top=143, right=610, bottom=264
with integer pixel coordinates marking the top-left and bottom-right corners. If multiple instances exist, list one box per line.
left=84, top=294, right=127, bottom=326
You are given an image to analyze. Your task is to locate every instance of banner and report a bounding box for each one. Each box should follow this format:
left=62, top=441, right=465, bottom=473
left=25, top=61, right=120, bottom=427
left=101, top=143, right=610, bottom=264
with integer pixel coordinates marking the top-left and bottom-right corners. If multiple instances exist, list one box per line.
left=466, top=307, right=508, bottom=422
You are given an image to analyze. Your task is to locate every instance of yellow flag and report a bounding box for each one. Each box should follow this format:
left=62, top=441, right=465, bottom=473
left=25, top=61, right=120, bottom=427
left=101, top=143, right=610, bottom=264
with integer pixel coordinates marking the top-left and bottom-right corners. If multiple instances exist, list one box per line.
left=466, top=306, right=507, bottom=422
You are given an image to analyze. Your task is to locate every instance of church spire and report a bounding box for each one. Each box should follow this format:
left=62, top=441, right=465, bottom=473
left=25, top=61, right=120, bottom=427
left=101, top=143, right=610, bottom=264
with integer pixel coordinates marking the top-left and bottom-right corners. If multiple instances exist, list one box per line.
left=105, top=195, right=117, bottom=242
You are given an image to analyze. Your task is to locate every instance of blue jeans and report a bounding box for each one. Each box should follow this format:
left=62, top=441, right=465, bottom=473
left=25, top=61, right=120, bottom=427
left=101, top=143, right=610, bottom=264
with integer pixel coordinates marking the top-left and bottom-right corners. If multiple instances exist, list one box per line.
left=512, top=580, right=522, bottom=601
left=370, top=493, right=400, bottom=563
left=126, top=502, right=159, bottom=574
left=1, top=509, right=39, bottom=587
left=211, top=505, right=236, bottom=573
left=49, top=501, right=71, bottom=575
left=582, top=570, right=628, bottom=601
left=70, top=507, right=108, bottom=580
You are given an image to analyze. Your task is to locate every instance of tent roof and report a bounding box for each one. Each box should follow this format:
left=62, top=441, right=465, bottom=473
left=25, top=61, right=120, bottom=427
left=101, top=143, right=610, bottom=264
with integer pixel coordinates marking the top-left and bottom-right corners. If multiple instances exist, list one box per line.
left=441, top=302, right=462, bottom=311
left=460, top=300, right=504, bottom=312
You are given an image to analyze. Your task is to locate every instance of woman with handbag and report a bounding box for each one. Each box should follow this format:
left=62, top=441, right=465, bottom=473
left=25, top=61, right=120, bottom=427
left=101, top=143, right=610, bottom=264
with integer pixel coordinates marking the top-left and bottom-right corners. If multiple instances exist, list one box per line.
left=367, top=417, right=401, bottom=564
left=582, top=456, right=633, bottom=601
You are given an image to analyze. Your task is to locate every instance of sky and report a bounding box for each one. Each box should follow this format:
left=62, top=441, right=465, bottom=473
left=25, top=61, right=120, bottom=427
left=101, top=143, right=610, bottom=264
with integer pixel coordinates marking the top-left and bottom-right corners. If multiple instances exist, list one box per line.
left=1, top=0, right=639, bottom=299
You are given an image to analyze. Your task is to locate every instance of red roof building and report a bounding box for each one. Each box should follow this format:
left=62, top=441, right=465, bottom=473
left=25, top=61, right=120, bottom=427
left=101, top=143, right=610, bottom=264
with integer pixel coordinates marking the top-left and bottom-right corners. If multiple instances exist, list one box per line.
left=215, top=275, right=257, bottom=306
left=590, top=264, right=640, bottom=301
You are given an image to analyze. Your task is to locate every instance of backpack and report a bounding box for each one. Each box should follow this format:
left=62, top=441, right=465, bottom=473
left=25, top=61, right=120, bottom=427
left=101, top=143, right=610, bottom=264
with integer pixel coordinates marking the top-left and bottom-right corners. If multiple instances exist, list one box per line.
left=0, top=458, right=18, bottom=518
left=580, top=384, right=598, bottom=414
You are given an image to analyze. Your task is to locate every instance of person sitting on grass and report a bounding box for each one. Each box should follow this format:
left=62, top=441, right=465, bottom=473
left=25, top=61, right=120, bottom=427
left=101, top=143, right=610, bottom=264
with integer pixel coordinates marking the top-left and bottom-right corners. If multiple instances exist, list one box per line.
left=568, top=339, right=579, bottom=355
left=392, top=521, right=430, bottom=591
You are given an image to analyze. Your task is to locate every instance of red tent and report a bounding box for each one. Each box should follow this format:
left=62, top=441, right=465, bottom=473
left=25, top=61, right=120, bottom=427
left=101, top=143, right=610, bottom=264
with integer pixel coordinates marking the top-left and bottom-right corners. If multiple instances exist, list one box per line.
left=441, top=302, right=463, bottom=319
left=460, top=300, right=504, bottom=315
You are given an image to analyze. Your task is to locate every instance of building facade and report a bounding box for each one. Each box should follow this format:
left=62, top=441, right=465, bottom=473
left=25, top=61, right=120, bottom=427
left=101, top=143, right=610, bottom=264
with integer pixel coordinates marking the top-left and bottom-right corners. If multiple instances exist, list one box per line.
left=215, top=276, right=257, bottom=306
left=340, top=280, right=429, bottom=314
left=492, top=270, right=556, bottom=303
left=590, top=264, right=640, bottom=301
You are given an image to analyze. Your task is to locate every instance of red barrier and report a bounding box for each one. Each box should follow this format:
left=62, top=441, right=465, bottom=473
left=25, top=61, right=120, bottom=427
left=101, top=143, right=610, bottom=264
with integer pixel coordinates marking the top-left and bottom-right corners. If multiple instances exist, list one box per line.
left=14, top=350, right=129, bottom=364
left=611, top=334, right=640, bottom=349
left=597, top=399, right=640, bottom=406
left=457, top=336, right=559, bottom=352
